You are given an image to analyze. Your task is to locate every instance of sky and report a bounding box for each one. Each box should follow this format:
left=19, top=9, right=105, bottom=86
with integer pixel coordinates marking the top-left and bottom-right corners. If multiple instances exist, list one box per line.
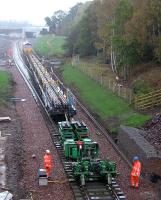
left=0, top=0, right=91, bottom=25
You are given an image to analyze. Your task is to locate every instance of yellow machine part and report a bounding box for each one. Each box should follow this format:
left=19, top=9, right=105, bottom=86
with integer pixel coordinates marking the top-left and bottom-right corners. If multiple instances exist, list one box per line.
left=24, top=47, right=32, bottom=54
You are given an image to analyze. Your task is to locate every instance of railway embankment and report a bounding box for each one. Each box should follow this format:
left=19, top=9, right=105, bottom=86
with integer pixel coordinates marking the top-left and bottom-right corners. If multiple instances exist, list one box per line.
left=52, top=62, right=161, bottom=199
left=118, top=126, right=161, bottom=178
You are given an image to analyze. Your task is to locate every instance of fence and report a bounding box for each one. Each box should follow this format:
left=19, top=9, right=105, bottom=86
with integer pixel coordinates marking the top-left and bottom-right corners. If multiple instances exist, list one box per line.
left=133, top=89, right=161, bottom=110
left=72, top=58, right=161, bottom=110
left=72, top=58, right=133, bottom=103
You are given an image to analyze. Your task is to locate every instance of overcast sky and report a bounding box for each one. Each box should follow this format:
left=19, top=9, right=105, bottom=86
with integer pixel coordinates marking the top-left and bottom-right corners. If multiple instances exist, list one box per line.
left=0, top=0, right=91, bottom=25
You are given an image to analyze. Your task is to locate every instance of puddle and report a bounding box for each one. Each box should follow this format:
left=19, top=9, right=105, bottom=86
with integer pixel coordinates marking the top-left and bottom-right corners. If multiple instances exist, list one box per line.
left=0, top=134, right=6, bottom=187
left=0, top=165, right=6, bottom=186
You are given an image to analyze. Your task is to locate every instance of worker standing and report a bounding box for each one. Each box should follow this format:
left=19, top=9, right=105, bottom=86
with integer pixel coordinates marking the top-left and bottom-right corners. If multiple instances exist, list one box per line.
left=130, top=156, right=141, bottom=188
left=44, top=150, right=53, bottom=178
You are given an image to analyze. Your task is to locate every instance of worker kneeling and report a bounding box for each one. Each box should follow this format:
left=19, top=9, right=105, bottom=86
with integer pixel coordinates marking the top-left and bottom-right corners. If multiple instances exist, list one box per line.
left=130, top=156, right=141, bottom=188
left=44, top=150, right=53, bottom=178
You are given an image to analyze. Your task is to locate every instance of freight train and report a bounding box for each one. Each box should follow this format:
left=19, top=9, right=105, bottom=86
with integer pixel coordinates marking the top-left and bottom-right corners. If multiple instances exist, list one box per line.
left=22, top=41, right=118, bottom=186
left=23, top=41, right=76, bottom=120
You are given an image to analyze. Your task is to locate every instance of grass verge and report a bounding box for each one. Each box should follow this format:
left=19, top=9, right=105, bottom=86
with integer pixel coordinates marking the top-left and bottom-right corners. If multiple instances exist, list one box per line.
left=0, top=71, right=11, bottom=105
left=62, top=64, right=150, bottom=130
left=33, top=35, right=66, bottom=57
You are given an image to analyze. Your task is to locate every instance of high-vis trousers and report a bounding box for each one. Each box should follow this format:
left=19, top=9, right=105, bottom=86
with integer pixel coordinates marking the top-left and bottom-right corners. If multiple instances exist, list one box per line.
left=131, top=175, right=139, bottom=187
left=45, top=166, right=52, bottom=177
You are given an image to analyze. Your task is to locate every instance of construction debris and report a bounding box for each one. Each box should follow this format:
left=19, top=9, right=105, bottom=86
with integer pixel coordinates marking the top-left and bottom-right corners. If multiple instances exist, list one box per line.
left=0, top=191, right=13, bottom=200
left=10, top=97, right=26, bottom=102
left=32, top=154, right=36, bottom=159
left=0, top=117, right=11, bottom=122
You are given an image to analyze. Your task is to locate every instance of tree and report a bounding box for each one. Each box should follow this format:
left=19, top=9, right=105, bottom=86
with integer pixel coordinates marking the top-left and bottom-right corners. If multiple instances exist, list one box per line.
left=96, top=0, right=117, bottom=63
left=111, top=0, right=134, bottom=77
left=40, top=28, right=48, bottom=35
left=64, top=25, right=80, bottom=56
left=44, top=16, right=56, bottom=33
left=44, top=3, right=90, bottom=36
left=75, top=2, right=98, bottom=56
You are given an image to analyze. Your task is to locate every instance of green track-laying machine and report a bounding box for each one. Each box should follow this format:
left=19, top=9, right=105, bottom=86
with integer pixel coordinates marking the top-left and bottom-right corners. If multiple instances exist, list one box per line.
left=58, top=120, right=118, bottom=185
left=58, top=121, right=99, bottom=159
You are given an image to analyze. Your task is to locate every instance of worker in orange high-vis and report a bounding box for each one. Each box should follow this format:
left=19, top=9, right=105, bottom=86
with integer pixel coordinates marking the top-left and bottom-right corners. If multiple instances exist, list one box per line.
left=130, top=156, right=141, bottom=188
left=44, top=150, right=53, bottom=178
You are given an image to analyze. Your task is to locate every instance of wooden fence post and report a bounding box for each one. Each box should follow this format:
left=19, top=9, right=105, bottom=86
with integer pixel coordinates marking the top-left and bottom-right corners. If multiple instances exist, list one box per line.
left=129, top=91, right=132, bottom=104
left=101, top=75, right=103, bottom=86
left=113, top=82, right=115, bottom=93
left=109, top=79, right=111, bottom=89
left=118, top=85, right=121, bottom=96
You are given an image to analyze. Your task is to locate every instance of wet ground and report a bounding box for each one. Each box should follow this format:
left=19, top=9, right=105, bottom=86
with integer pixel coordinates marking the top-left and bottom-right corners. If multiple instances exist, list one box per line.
left=0, top=36, right=160, bottom=199
left=0, top=105, right=25, bottom=198
left=0, top=42, right=25, bottom=197
left=0, top=38, right=74, bottom=199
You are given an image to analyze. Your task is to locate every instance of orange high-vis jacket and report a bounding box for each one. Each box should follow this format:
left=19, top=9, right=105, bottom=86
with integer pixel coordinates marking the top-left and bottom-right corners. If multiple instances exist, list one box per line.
left=44, top=154, right=52, bottom=169
left=131, top=160, right=141, bottom=177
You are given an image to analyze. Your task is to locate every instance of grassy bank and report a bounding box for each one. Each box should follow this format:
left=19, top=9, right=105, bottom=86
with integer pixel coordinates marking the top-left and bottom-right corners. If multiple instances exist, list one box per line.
left=0, top=71, right=11, bottom=104
left=62, top=64, right=150, bottom=131
left=33, top=35, right=66, bottom=57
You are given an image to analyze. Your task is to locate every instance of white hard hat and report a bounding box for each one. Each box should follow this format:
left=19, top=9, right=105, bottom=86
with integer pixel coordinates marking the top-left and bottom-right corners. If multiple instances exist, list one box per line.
left=46, top=150, right=50, bottom=154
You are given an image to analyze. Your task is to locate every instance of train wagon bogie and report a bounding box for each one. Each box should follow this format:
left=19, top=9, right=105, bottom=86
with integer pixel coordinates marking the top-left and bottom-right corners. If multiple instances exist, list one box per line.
left=72, top=158, right=117, bottom=186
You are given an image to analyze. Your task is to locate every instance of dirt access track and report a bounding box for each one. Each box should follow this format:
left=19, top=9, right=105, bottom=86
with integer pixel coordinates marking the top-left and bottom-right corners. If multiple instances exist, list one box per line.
left=0, top=46, right=74, bottom=199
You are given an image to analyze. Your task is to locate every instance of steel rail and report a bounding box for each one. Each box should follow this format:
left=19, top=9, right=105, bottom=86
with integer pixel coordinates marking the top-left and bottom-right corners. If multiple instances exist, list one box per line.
left=13, top=42, right=126, bottom=200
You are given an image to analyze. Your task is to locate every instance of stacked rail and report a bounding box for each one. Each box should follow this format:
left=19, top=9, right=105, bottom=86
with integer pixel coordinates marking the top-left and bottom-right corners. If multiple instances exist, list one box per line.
left=27, top=54, right=76, bottom=119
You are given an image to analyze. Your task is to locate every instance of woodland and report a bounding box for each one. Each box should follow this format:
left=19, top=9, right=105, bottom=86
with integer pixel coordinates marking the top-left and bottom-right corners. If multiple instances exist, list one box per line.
left=44, top=0, right=161, bottom=83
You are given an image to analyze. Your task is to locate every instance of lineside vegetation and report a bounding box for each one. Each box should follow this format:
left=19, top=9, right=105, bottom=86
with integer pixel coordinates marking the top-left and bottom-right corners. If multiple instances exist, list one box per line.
left=62, top=64, right=150, bottom=132
left=0, top=71, right=11, bottom=104
left=33, top=35, right=66, bottom=57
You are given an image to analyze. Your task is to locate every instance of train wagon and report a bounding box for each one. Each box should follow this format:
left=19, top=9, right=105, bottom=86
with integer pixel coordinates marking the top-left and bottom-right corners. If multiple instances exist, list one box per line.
left=22, top=42, right=76, bottom=121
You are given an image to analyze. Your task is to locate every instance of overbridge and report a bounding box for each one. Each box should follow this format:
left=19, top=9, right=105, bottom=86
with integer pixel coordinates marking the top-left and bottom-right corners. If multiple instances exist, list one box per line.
left=0, top=25, right=48, bottom=38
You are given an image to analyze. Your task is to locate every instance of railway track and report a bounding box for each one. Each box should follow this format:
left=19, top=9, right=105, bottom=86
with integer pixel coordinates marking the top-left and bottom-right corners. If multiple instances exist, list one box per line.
left=53, top=131, right=126, bottom=200
left=13, top=42, right=126, bottom=199
left=47, top=57, right=132, bottom=169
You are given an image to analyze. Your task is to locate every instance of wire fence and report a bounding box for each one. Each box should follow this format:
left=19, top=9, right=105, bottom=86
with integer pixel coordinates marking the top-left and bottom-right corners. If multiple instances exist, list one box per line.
left=72, top=56, right=161, bottom=110
left=72, top=57, right=133, bottom=104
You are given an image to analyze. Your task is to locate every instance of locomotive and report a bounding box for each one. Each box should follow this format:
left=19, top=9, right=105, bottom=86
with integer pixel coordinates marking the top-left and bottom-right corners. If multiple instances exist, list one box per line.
left=58, top=120, right=118, bottom=185
left=23, top=41, right=32, bottom=54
